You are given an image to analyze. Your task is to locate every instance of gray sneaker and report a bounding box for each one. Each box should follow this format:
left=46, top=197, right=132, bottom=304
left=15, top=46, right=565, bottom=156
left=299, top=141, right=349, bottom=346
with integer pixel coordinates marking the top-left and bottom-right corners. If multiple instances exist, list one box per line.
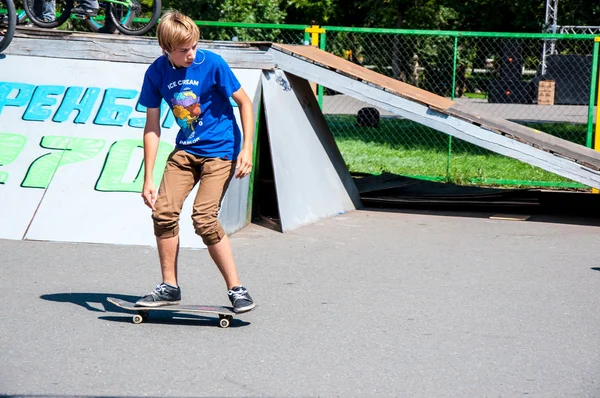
left=228, top=286, right=255, bottom=313
left=135, top=283, right=181, bottom=307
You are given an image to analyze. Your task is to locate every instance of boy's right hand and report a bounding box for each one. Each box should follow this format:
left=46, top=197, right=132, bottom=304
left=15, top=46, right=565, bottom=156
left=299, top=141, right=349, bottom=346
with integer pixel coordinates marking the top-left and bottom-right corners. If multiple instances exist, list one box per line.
left=142, top=180, right=157, bottom=211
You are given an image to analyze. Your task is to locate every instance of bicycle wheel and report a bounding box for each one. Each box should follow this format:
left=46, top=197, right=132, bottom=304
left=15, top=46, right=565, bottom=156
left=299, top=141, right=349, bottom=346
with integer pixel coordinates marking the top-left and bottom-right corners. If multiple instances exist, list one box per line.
left=0, top=0, right=16, bottom=53
left=87, top=2, right=131, bottom=33
left=23, top=0, right=72, bottom=28
left=108, top=0, right=159, bottom=36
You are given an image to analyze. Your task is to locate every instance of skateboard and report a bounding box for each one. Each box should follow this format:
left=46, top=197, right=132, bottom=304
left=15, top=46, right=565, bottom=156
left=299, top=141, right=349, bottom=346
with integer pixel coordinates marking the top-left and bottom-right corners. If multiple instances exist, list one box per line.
left=107, top=297, right=239, bottom=328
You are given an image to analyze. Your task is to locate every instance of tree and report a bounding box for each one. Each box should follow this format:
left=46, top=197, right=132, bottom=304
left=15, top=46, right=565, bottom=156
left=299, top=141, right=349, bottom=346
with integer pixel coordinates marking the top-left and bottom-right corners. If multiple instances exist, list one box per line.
left=161, top=0, right=286, bottom=26
left=161, top=0, right=287, bottom=41
left=219, top=0, right=286, bottom=24
left=554, top=0, right=600, bottom=28
left=443, top=0, right=544, bottom=33
left=283, top=0, right=336, bottom=25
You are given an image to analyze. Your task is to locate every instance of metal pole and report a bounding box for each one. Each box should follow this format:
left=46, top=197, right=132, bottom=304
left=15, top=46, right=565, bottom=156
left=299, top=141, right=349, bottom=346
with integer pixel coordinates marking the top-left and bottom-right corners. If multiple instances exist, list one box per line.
left=586, top=38, right=600, bottom=148
left=318, top=31, right=326, bottom=109
left=447, top=36, right=459, bottom=181
left=542, top=0, right=559, bottom=75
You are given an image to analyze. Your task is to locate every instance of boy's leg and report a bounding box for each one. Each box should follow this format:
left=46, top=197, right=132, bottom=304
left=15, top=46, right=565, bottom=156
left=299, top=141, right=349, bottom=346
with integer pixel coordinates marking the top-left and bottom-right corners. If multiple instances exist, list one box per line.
left=136, top=150, right=199, bottom=307
left=192, top=158, right=255, bottom=312
left=71, top=0, right=99, bottom=15
left=191, top=157, right=237, bottom=285
left=41, top=0, right=56, bottom=22
left=157, top=235, right=179, bottom=286
left=207, top=234, right=240, bottom=290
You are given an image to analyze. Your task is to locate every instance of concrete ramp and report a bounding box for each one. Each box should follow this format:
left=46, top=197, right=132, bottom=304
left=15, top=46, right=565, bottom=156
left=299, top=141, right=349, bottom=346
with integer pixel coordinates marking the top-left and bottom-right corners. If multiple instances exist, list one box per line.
left=261, top=70, right=361, bottom=231
left=267, top=44, right=600, bottom=189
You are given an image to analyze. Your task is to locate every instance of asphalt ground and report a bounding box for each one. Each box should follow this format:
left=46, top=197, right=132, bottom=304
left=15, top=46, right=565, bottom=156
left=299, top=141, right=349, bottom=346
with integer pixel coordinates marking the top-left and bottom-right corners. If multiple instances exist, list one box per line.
left=2, top=208, right=600, bottom=397
left=323, top=95, right=589, bottom=124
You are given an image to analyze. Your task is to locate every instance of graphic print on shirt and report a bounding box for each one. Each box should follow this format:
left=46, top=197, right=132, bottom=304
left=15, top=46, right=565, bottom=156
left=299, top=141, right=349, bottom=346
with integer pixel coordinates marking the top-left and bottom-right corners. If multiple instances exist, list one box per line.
left=170, top=87, right=202, bottom=143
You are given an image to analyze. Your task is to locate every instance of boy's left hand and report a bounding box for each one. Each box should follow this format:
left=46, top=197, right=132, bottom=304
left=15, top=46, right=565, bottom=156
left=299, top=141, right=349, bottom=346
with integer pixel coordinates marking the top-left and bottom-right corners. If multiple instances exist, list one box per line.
left=235, top=148, right=252, bottom=178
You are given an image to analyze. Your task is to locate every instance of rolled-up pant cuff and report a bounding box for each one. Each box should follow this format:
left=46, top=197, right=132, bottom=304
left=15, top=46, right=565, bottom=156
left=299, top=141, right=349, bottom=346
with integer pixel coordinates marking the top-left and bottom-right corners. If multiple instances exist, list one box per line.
left=153, top=224, right=180, bottom=238
left=197, top=223, right=226, bottom=246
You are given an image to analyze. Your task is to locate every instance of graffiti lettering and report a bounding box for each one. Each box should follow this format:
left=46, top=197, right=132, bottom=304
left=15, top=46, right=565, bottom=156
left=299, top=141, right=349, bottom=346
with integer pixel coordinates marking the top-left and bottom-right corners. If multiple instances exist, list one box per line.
left=22, top=136, right=105, bottom=189
left=54, top=87, right=102, bottom=124
left=1, top=81, right=236, bottom=128
left=96, top=139, right=173, bottom=192
left=0, top=83, right=35, bottom=113
left=94, top=88, right=138, bottom=126
left=129, top=101, right=175, bottom=129
left=0, top=133, right=27, bottom=184
left=23, top=85, right=65, bottom=121
left=0, top=82, right=160, bottom=128
left=0, top=134, right=174, bottom=192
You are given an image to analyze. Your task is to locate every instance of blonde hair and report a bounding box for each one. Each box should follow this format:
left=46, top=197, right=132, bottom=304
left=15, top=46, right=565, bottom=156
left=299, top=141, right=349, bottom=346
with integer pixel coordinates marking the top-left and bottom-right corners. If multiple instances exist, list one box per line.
left=157, top=11, right=200, bottom=53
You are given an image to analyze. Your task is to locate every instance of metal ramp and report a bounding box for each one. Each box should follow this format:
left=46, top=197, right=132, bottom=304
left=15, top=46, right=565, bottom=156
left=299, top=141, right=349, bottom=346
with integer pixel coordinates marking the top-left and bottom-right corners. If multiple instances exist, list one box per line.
left=267, top=43, right=600, bottom=189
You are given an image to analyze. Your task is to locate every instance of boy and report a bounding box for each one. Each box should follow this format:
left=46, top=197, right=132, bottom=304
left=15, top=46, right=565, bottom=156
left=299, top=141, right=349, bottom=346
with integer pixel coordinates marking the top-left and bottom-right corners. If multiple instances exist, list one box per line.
left=135, top=11, right=255, bottom=313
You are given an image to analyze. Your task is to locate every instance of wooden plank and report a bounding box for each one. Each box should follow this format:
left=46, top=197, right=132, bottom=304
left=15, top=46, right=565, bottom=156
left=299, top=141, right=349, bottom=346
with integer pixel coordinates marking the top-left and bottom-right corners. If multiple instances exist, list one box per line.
left=267, top=47, right=600, bottom=189
left=490, top=214, right=531, bottom=221
left=448, top=103, right=600, bottom=170
left=6, top=27, right=275, bottom=69
left=270, top=43, right=454, bottom=111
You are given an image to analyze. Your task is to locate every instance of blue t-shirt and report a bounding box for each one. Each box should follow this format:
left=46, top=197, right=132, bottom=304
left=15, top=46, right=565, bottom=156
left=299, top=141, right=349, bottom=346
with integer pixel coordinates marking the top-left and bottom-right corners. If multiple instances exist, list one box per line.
left=138, top=50, right=242, bottom=160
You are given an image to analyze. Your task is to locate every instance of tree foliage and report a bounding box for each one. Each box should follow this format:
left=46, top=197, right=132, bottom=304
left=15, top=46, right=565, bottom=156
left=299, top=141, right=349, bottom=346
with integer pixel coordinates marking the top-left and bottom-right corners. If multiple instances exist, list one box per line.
left=161, top=0, right=600, bottom=33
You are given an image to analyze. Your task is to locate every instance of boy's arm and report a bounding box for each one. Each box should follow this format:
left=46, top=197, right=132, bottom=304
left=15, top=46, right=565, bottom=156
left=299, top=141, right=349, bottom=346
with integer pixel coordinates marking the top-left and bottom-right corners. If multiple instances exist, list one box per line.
left=231, top=87, right=254, bottom=179
left=141, top=107, right=162, bottom=210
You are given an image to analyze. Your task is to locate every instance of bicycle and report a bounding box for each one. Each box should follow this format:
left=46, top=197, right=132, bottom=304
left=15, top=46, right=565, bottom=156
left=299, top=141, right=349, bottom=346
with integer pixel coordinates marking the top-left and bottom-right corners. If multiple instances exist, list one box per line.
left=86, top=4, right=132, bottom=33
left=23, top=0, right=160, bottom=36
left=16, top=0, right=127, bottom=33
left=0, top=0, right=16, bottom=52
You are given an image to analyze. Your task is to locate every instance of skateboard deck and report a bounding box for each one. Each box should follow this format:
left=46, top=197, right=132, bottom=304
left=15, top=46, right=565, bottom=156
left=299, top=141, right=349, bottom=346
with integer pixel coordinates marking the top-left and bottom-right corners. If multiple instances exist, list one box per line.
left=107, top=297, right=239, bottom=328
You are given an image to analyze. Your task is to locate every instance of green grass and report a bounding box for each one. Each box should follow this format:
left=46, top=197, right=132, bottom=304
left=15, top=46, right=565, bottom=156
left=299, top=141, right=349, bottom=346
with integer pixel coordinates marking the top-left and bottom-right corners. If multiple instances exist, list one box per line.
left=326, top=114, right=590, bottom=189
left=463, top=92, right=488, bottom=99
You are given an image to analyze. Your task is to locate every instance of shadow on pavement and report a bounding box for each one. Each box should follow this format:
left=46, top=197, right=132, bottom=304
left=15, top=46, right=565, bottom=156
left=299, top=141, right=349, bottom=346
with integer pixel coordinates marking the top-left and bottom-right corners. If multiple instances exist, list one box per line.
left=40, top=292, right=138, bottom=313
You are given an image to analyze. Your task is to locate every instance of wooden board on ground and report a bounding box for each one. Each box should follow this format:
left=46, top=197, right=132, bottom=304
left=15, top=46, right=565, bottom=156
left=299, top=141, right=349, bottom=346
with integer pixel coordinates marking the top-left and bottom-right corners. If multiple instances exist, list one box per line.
left=489, top=214, right=531, bottom=221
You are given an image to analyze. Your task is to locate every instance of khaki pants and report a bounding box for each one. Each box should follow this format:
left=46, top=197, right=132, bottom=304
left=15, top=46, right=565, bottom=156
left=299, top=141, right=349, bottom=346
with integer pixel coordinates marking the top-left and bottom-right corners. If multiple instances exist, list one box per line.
left=152, top=150, right=235, bottom=246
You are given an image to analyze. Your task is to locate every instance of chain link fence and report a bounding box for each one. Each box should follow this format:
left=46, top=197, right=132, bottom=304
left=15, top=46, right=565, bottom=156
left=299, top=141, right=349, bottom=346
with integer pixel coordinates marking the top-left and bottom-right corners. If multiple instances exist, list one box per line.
left=321, top=29, right=596, bottom=187
left=42, top=15, right=598, bottom=189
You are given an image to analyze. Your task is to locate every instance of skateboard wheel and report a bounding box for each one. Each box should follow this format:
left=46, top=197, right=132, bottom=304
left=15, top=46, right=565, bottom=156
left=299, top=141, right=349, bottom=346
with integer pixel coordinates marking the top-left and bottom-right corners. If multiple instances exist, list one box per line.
left=219, top=318, right=230, bottom=328
left=132, top=314, right=144, bottom=324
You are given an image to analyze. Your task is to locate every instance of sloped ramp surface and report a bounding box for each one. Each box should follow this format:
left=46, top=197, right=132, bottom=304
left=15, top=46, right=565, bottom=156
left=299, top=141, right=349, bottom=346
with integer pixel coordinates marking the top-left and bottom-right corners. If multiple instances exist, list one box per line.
left=267, top=43, right=600, bottom=189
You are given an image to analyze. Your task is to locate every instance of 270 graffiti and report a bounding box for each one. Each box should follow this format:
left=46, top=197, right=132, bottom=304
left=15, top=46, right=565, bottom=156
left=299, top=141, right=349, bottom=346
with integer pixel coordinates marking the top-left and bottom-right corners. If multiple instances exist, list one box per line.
left=0, top=133, right=173, bottom=191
